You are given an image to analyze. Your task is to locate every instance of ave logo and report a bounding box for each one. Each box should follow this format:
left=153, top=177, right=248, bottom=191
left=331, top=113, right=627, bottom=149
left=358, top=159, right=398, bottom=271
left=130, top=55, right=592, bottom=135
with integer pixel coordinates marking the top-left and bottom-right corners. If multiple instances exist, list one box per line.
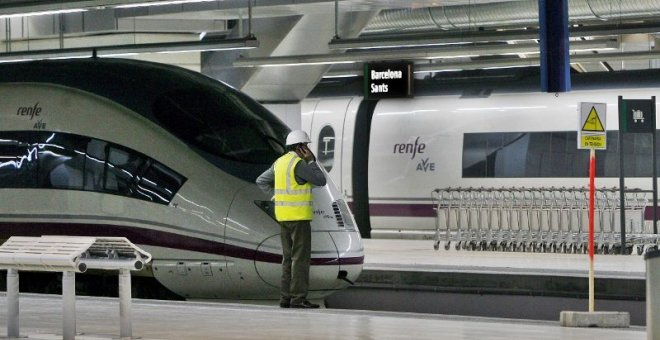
left=417, top=158, right=435, bottom=172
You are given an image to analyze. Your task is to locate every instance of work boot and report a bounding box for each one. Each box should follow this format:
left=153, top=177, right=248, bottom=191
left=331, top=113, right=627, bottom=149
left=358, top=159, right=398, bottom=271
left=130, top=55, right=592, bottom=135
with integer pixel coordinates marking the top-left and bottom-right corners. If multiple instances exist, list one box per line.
left=290, top=300, right=319, bottom=309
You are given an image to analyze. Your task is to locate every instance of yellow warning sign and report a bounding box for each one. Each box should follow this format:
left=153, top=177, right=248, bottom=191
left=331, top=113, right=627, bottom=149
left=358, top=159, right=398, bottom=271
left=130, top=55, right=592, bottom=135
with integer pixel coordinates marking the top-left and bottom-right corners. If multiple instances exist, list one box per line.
left=578, top=102, right=606, bottom=150
left=580, top=135, right=606, bottom=149
left=581, top=106, right=605, bottom=132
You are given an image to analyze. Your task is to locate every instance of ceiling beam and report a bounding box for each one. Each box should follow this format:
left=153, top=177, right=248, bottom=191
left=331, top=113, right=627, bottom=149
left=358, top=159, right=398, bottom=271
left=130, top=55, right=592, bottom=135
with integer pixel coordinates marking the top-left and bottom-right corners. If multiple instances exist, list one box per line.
left=329, top=22, right=660, bottom=50
left=234, top=39, right=616, bottom=67
left=322, top=50, right=660, bottom=77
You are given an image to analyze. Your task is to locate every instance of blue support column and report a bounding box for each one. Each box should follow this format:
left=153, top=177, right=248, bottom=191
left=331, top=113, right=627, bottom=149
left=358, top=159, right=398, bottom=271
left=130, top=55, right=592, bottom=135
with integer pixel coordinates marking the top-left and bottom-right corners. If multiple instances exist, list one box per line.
left=539, top=0, right=571, bottom=92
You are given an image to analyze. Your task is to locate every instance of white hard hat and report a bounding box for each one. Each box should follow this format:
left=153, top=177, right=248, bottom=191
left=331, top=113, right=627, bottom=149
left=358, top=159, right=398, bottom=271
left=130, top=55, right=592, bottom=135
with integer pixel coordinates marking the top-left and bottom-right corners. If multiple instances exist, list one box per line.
left=285, top=130, right=311, bottom=146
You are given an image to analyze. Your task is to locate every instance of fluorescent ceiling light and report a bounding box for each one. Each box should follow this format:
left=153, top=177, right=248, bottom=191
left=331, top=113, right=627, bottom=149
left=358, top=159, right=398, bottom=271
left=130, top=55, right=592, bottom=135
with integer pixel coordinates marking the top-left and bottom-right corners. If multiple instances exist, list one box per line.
left=329, top=32, right=535, bottom=50
left=96, top=38, right=258, bottom=56
left=115, top=0, right=218, bottom=9
left=0, top=8, right=87, bottom=19
left=0, top=47, right=93, bottom=62
left=0, top=37, right=258, bottom=62
left=321, top=73, right=361, bottom=79
left=412, top=58, right=541, bottom=73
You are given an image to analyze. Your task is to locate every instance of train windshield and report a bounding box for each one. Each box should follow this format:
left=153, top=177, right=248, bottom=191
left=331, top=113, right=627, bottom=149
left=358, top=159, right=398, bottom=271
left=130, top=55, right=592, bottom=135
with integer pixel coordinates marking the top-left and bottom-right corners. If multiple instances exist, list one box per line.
left=152, top=86, right=288, bottom=178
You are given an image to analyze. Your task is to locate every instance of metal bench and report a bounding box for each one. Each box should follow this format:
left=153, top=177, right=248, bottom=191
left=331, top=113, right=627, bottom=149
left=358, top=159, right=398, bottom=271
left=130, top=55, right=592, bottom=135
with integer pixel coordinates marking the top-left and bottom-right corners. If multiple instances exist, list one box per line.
left=0, top=236, right=152, bottom=340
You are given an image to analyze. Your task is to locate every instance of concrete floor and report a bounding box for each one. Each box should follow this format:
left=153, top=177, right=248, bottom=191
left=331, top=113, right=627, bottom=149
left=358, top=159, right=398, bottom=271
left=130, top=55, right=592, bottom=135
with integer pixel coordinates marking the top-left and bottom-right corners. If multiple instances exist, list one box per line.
left=0, top=239, right=650, bottom=340
left=0, top=293, right=646, bottom=340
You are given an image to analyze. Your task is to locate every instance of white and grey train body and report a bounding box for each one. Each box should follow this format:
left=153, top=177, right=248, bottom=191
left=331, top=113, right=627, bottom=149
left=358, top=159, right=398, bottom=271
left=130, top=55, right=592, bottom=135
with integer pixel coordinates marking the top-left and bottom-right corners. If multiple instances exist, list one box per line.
left=0, top=58, right=362, bottom=300
left=302, top=71, right=660, bottom=238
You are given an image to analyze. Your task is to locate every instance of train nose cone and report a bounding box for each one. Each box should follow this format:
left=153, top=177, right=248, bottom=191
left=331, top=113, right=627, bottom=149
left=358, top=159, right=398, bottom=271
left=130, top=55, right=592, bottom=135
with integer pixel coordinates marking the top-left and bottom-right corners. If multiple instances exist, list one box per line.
left=309, top=180, right=364, bottom=290
left=250, top=171, right=364, bottom=297
left=327, top=227, right=364, bottom=286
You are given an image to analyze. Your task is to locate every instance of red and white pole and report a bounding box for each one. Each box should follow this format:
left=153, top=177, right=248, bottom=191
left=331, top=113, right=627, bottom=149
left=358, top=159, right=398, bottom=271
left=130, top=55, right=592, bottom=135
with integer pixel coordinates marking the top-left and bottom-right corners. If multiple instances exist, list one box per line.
left=588, top=148, right=596, bottom=312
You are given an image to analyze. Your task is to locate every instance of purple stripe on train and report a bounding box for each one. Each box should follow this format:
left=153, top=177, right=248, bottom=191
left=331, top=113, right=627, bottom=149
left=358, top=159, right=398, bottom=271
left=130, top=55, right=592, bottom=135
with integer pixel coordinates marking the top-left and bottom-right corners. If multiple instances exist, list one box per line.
left=0, top=222, right=363, bottom=266
left=645, top=206, right=660, bottom=220
left=347, top=202, right=435, bottom=217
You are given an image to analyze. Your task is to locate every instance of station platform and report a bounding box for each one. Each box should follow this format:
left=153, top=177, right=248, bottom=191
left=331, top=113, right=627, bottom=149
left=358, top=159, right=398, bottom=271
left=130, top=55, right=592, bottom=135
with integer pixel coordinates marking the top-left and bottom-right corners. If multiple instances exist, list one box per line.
left=0, top=293, right=646, bottom=340
left=326, top=239, right=647, bottom=325
left=361, top=239, right=645, bottom=279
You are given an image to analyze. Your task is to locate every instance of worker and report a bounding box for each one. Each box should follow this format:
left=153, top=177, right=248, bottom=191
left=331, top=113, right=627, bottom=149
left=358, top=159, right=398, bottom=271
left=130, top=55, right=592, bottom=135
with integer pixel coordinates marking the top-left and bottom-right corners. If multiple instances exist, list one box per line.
left=256, top=130, right=326, bottom=308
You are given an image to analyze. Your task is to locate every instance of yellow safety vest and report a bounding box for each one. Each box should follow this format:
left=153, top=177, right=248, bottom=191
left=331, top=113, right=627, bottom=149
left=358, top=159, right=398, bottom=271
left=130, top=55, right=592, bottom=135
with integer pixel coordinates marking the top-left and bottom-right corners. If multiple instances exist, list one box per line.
left=274, top=152, right=313, bottom=221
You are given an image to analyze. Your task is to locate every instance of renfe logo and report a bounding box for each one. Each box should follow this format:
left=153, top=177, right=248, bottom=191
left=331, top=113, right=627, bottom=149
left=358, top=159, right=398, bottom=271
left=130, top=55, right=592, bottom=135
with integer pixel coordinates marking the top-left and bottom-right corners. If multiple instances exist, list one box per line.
left=393, top=137, right=426, bottom=159
left=17, top=102, right=42, bottom=120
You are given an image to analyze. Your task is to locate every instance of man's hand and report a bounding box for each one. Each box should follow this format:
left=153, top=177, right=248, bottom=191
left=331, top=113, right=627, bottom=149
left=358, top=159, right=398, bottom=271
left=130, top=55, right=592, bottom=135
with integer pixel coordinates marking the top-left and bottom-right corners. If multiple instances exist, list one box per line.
left=298, top=145, right=316, bottom=163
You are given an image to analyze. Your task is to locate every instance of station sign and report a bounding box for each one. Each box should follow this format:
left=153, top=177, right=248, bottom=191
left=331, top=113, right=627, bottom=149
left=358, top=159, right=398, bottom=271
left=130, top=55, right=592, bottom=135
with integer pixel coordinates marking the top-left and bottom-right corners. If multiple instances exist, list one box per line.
left=578, top=102, right=606, bottom=150
left=364, top=62, right=414, bottom=100
left=619, top=98, right=655, bottom=133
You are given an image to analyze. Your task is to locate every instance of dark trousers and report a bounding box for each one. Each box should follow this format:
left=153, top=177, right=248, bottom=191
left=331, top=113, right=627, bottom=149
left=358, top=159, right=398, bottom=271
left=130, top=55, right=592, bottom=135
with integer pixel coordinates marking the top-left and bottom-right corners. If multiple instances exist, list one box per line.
left=280, top=220, right=311, bottom=304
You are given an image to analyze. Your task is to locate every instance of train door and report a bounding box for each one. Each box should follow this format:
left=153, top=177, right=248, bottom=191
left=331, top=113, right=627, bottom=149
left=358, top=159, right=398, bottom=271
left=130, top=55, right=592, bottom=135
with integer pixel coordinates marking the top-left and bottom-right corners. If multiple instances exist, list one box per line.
left=350, top=99, right=379, bottom=238
left=305, top=97, right=354, bottom=189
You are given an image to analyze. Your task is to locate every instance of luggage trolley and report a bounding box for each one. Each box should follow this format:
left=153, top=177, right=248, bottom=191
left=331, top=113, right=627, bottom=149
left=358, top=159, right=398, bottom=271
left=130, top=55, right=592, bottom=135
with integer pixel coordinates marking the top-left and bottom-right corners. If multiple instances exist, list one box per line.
left=625, top=189, right=659, bottom=254
left=432, top=186, right=659, bottom=254
left=432, top=187, right=463, bottom=251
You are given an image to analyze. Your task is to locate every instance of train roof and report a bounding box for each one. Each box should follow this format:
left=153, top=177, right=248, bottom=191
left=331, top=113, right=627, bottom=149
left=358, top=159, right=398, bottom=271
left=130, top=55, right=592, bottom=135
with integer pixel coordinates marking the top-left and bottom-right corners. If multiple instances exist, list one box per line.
left=0, top=57, right=232, bottom=121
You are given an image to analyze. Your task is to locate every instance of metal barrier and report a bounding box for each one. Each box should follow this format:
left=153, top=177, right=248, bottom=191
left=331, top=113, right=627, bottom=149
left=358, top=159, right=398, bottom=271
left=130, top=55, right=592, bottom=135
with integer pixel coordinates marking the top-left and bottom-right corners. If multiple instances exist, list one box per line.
left=432, top=187, right=659, bottom=254
left=0, top=236, right=152, bottom=340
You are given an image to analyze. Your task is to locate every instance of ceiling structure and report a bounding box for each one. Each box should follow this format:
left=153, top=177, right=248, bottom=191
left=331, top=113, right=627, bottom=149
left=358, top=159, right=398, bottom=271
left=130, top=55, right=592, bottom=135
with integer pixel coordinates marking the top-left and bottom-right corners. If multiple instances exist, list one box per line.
left=1, top=0, right=660, bottom=100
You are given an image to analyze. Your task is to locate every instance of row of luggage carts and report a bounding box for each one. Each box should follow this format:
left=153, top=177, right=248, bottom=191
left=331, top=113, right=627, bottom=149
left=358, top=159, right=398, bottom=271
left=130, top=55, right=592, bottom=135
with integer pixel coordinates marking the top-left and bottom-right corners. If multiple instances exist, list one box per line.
left=431, top=186, right=660, bottom=254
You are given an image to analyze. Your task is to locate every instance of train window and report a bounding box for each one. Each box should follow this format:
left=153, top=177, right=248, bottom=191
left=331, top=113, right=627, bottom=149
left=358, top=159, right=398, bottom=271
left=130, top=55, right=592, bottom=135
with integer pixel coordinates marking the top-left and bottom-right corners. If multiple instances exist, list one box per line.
left=136, top=161, right=185, bottom=204
left=462, top=134, right=487, bottom=177
left=84, top=139, right=107, bottom=192
left=151, top=88, right=288, bottom=181
left=37, top=132, right=87, bottom=190
left=152, top=89, right=286, bottom=163
left=463, top=131, right=660, bottom=178
left=0, top=137, right=37, bottom=188
left=0, top=131, right=186, bottom=205
left=317, top=125, right=335, bottom=172
left=105, top=147, right=147, bottom=195
left=603, top=132, right=619, bottom=177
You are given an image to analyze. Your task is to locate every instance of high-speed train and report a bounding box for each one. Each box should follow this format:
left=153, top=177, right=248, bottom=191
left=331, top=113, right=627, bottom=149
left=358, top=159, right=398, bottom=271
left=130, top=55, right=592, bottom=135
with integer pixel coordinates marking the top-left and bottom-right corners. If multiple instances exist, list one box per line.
left=302, top=70, right=660, bottom=239
left=0, top=58, right=362, bottom=300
